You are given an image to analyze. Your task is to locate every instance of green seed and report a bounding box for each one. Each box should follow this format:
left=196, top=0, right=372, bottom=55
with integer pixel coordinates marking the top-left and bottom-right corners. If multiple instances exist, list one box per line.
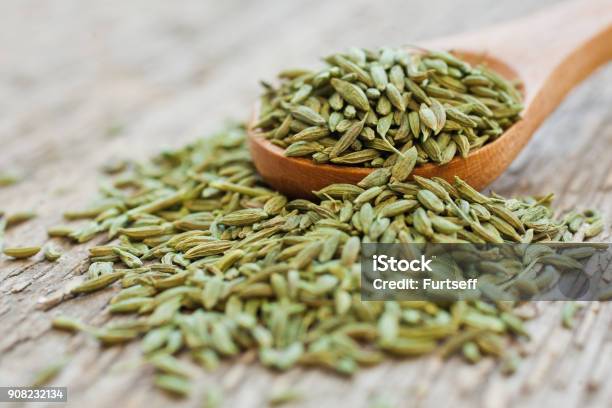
left=44, top=245, right=63, bottom=262
left=3, top=246, right=41, bottom=259
left=44, top=123, right=603, bottom=399
left=71, top=271, right=124, bottom=294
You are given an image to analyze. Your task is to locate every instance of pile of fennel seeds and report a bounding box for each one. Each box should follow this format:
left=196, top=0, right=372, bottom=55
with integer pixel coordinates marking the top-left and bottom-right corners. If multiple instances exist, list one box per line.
left=47, top=124, right=604, bottom=397
left=255, top=47, right=522, bottom=169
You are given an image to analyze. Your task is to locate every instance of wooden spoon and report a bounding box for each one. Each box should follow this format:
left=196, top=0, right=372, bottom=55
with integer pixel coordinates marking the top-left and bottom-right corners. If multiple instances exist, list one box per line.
left=248, top=0, right=612, bottom=198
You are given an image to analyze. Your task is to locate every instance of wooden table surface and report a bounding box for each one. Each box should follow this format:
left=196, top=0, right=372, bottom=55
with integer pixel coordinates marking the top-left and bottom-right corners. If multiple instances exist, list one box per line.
left=0, top=0, right=610, bottom=407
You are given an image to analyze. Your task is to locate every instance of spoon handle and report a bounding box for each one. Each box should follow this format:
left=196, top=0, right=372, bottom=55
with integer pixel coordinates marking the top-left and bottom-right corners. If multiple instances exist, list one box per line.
left=431, top=0, right=612, bottom=107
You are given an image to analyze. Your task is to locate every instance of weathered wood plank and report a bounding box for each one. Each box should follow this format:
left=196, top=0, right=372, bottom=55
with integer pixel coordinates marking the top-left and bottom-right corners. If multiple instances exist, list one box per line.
left=0, top=0, right=610, bottom=407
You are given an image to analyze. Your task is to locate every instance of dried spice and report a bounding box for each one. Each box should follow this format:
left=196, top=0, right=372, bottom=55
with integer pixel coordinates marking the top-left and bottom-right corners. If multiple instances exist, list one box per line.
left=256, top=47, right=522, bottom=178
left=0, top=170, right=22, bottom=187
left=44, top=245, right=63, bottom=262
left=47, top=124, right=603, bottom=396
left=6, top=211, right=37, bottom=227
left=4, top=246, right=41, bottom=259
left=31, top=356, right=70, bottom=387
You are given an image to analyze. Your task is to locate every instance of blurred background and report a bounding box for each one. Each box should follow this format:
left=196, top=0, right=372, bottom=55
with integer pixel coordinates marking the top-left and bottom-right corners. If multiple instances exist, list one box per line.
left=0, top=1, right=610, bottom=407
left=0, top=0, right=610, bottom=205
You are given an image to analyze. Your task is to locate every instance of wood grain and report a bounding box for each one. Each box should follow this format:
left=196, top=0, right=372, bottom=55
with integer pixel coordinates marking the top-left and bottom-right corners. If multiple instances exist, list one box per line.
left=0, top=1, right=610, bottom=407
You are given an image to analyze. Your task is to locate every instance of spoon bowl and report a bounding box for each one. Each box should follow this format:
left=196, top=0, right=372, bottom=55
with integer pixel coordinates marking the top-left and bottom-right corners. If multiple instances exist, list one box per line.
left=248, top=0, right=612, bottom=198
